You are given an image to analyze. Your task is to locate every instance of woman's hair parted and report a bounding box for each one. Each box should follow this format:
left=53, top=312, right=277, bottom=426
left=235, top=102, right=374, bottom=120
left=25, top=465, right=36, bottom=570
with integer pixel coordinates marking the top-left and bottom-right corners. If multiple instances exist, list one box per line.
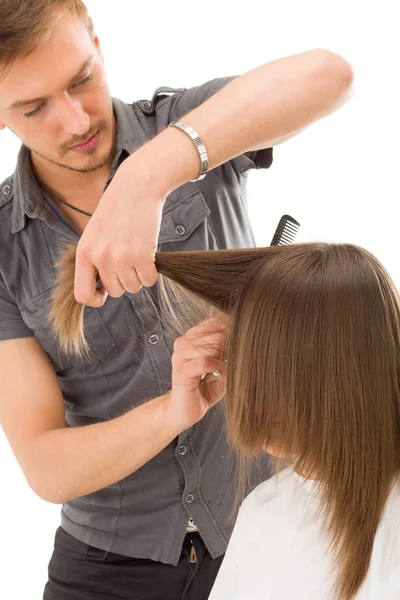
left=49, top=241, right=400, bottom=600
left=0, top=0, right=91, bottom=80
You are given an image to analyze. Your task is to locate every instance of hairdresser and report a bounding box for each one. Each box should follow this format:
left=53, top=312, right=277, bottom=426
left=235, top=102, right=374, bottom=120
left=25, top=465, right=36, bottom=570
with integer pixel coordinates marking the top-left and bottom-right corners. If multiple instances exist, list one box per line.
left=0, top=1, right=354, bottom=598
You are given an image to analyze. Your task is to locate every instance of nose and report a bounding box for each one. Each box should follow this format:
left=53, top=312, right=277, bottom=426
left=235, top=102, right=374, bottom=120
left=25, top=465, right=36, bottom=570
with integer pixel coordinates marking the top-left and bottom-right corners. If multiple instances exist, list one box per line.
left=56, top=95, right=90, bottom=136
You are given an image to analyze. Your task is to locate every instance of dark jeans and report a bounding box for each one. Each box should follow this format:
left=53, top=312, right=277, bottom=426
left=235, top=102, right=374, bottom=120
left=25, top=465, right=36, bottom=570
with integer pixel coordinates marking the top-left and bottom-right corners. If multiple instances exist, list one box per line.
left=43, top=527, right=224, bottom=600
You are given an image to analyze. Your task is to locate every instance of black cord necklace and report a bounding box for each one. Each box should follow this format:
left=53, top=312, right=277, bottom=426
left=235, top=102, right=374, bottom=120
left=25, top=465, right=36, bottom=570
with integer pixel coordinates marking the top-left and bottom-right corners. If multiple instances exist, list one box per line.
left=39, top=181, right=94, bottom=217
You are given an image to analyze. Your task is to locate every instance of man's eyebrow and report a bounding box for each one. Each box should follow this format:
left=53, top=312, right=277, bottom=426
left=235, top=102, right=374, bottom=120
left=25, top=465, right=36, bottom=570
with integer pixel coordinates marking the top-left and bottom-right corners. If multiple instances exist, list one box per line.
left=7, top=56, right=94, bottom=110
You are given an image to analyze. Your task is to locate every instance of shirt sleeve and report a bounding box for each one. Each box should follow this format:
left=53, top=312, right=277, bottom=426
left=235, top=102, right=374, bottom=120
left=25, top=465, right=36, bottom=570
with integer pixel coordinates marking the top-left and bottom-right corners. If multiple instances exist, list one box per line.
left=167, top=77, right=274, bottom=174
left=0, top=274, right=34, bottom=341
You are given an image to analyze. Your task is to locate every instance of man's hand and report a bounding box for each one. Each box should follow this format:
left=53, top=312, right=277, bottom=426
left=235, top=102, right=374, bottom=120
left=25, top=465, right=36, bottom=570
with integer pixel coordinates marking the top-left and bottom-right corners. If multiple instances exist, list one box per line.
left=168, top=315, right=228, bottom=430
left=74, top=157, right=165, bottom=307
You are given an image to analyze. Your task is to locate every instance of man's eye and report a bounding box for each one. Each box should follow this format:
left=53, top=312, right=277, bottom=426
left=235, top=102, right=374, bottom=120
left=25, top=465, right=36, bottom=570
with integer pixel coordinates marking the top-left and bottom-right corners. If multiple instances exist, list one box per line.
left=24, top=105, right=44, bottom=118
left=74, top=74, right=92, bottom=87
left=23, top=75, right=92, bottom=118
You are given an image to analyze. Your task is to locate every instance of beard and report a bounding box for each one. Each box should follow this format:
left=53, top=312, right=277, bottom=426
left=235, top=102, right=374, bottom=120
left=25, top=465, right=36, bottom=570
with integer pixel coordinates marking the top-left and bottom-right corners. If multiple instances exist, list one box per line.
left=7, top=99, right=117, bottom=173
left=32, top=141, right=114, bottom=173
left=30, top=116, right=116, bottom=173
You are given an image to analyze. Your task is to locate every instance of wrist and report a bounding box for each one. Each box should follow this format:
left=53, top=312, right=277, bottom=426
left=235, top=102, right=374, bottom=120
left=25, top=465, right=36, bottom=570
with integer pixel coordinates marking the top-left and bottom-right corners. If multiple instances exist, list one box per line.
left=134, top=126, right=203, bottom=198
left=156, top=392, right=194, bottom=436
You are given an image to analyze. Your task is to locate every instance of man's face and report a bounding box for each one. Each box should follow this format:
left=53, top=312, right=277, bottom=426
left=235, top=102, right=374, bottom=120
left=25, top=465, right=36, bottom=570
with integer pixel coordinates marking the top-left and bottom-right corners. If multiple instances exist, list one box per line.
left=0, top=16, right=115, bottom=173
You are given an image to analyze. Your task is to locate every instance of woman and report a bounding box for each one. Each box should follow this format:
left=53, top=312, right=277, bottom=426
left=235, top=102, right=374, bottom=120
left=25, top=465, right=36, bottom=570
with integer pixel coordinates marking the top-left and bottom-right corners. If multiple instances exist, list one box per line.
left=50, top=242, right=400, bottom=599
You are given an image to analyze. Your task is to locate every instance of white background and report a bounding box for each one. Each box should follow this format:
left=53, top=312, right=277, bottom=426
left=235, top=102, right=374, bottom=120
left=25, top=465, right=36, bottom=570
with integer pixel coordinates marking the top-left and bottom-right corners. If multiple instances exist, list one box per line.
left=0, top=1, right=399, bottom=598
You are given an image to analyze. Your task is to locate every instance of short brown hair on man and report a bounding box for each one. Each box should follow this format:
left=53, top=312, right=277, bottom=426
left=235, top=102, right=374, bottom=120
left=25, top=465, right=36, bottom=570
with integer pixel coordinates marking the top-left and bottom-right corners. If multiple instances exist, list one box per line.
left=0, top=0, right=91, bottom=79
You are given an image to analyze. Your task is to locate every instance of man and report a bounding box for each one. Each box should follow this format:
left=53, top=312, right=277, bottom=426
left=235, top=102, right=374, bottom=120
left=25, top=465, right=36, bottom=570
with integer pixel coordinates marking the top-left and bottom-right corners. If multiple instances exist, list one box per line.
left=0, top=1, right=354, bottom=598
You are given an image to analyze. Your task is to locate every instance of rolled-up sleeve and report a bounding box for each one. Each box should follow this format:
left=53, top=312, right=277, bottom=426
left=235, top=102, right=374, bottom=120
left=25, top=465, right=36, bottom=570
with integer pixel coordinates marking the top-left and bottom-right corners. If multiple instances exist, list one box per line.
left=0, top=274, right=33, bottom=340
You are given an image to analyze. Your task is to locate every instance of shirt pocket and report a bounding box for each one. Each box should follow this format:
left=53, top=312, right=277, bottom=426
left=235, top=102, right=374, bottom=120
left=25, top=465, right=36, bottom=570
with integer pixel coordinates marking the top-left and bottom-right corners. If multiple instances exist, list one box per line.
left=158, top=188, right=217, bottom=251
left=20, top=289, right=115, bottom=373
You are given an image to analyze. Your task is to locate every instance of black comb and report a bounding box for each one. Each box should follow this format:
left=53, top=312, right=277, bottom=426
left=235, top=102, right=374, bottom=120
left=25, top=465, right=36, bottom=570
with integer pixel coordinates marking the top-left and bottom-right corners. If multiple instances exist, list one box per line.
left=270, top=215, right=300, bottom=246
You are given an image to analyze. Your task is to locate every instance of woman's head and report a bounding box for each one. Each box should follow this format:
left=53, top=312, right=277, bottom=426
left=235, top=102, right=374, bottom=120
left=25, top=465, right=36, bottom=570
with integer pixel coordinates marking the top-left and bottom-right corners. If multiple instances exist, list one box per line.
left=225, top=243, right=400, bottom=467
left=50, top=241, right=400, bottom=599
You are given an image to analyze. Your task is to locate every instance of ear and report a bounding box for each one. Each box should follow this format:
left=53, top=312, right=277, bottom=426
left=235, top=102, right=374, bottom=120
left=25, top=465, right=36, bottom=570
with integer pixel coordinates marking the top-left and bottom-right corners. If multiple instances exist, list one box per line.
left=88, top=17, right=104, bottom=63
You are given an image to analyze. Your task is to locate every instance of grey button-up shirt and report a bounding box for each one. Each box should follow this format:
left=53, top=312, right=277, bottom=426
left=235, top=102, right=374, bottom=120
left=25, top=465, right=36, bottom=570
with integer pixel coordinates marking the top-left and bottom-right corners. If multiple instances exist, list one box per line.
left=0, top=77, right=273, bottom=565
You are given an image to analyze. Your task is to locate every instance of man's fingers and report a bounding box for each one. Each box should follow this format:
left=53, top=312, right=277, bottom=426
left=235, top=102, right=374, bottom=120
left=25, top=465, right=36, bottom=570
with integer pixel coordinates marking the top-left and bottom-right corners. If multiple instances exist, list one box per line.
left=185, top=314, right=228, bottom=339
left=92, top=266, right=128, bottom=298
left=118, top=267, right=143, bottom=295
left=111, top=250, right=157, bottom=289
left=173, top=332, right=225, bottom=357
left=136, top=262, right=159, bottom=288
left=75, top=241, right=158, bottom=305
left=74, top=252, right=104, bottom=306
left=174, top=356, right=228, bottom=383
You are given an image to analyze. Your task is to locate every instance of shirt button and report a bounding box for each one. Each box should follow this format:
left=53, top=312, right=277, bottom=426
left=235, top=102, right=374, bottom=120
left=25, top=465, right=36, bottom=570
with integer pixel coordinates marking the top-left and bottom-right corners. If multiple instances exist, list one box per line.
left=175, top=225, right=186, bottom=236
left=2, top=184, right=11, bottom=195
left=140, top=100, right=152, bottom=109
left=178, top=445, right=187, bottom=456
left=149, top=334, right=159, bottom=345
left=186, top=494, right=195, bottom=504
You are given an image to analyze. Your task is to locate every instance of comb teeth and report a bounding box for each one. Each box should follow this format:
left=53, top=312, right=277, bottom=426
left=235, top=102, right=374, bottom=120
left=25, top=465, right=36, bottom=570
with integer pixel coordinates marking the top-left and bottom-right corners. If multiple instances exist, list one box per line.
left=270, top=215, right=300, bottom=246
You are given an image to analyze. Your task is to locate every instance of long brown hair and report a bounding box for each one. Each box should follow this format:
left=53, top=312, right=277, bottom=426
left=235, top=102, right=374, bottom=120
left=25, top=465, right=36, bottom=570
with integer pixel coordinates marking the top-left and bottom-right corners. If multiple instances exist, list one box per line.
left=0, top=0, right=91, bottom=79
left=49, top=242, right=400, bottom=600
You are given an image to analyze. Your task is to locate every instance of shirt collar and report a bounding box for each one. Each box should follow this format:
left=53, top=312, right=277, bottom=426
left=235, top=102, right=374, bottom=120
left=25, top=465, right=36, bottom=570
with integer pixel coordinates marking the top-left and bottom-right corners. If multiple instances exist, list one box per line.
left=11, top=97, right=146, bottom=234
